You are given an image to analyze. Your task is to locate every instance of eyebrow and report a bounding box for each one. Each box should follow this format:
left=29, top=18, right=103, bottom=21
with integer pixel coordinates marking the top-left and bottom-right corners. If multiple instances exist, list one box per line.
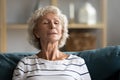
left=39, top=18, right=61, bottom=22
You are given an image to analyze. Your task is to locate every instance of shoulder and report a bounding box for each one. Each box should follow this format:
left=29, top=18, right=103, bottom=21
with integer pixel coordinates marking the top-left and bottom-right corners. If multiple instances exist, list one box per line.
left=67, top=54, right=85, bottom=64
left=19, top=55, right=37, bottom=64
left=68, top=54, right=84, bottom=61
left=21, top=55, right=36, bottom=60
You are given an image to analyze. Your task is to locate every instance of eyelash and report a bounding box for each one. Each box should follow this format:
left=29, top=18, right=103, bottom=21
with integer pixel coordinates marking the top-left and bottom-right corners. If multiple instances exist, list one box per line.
left=42, top=21, right=59, bottom=24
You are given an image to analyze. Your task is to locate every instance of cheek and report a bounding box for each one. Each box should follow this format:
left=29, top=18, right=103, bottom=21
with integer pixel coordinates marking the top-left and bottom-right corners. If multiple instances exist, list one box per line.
left=58, top=29, right=63, bottom=39
left=34, top=28, right=46, bottom=38
left=38, top=30, right=47, bottom=37
left=59, top=27, right=63, bottom=35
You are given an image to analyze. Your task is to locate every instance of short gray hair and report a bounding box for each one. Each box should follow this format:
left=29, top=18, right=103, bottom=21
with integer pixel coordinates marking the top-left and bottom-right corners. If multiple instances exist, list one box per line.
left=27, top=6, right=69, bottom=50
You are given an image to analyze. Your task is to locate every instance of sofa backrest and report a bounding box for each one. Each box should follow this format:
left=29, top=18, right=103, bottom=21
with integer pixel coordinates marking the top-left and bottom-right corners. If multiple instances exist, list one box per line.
left=0, top=45, right=120, bottom=80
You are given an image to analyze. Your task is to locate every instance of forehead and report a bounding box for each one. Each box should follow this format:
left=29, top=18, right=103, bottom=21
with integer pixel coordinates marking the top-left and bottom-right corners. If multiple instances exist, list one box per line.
left=39, top=13, right=60, bottom=21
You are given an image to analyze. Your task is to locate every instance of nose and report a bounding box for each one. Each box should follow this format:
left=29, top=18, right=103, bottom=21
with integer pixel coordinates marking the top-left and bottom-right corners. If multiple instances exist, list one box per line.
left=50, top=21, right=55, bottom=29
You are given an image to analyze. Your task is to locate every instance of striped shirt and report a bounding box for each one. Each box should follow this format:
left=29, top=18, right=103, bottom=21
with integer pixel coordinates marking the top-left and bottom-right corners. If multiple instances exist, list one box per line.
left=12, top=54, right=91, bottom=80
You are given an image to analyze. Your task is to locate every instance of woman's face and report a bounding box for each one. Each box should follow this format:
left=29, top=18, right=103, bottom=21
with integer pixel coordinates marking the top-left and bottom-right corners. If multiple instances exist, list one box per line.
left=34, top=13, right=62, bottom=43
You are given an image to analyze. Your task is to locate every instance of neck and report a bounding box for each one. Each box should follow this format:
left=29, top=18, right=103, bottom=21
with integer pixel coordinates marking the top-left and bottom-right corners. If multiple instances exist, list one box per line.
left=37, top=40, right=68, bottom=60
left=39, top=49, right=61, bottom=60
left=38, top=41, right=63, bottom=60
left=37, top=48, right=68, bottom=61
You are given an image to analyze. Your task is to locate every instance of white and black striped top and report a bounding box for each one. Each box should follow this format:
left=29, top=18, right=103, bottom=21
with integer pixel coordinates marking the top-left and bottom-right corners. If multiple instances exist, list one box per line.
left=12, top=54, right=91, bottom=80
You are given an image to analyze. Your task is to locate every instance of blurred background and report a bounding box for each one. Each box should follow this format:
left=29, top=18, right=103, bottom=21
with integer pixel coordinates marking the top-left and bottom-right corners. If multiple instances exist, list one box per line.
left=0, top=0, right=120, bottom=52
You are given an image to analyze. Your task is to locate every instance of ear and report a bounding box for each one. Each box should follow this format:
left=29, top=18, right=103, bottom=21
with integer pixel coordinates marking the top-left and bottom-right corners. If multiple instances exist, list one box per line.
left=33, top=29, right=40, bottom=38
left=62, top=29, right=64, bottom=34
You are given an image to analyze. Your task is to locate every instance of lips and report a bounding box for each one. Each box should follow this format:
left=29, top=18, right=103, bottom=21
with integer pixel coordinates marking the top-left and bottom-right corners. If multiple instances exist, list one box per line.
left=48, top=32, right=57, bottom=35
left=48, top=30, right=57, bottom=34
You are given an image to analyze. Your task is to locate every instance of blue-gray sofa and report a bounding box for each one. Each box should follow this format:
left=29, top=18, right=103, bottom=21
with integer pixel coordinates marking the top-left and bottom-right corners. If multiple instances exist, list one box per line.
left=0, top=45, right=120, bottom=80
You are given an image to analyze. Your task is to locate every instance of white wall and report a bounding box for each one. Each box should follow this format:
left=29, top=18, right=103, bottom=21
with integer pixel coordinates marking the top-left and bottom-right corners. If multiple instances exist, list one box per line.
left=7, top=29, right=38, bottom=52
left=6, top=0, right=120, bottom=52
left=107, top=0, right=120, bottom=46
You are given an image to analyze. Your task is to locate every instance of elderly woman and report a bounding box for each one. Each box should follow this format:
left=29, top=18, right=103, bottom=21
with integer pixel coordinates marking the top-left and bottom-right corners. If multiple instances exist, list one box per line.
left=12, top=6, right=91, bottom=80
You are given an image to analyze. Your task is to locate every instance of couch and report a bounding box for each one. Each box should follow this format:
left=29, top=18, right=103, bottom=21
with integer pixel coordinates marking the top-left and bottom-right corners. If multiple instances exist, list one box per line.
left=0, top=45, right=120, bottom=80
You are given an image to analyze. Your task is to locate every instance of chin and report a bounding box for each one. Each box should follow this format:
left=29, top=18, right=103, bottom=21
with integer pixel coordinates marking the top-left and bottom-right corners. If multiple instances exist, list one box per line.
left=48, top=38, right=60, bottom=42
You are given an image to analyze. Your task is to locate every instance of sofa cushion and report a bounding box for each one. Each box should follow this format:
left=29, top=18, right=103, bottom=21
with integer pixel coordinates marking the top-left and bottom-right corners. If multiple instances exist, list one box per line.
left=77, top=45, right=120, bottom=80
left=0, top=45, right=120, bottom=80
left=0, top=52, right=34, bottom=80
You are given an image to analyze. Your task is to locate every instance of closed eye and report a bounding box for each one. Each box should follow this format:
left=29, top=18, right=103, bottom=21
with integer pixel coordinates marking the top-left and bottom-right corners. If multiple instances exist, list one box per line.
left=42, top=21, right=49, bottom=24
left=54, top=21, right=59, bottom=24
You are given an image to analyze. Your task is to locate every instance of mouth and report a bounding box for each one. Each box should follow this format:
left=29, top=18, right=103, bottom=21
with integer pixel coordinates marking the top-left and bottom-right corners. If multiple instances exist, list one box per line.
left=47, top=30, right=57, bottom=34
left=48, top=33, right=57, bottom=35
left=48, top=30, right=58, bottom=35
